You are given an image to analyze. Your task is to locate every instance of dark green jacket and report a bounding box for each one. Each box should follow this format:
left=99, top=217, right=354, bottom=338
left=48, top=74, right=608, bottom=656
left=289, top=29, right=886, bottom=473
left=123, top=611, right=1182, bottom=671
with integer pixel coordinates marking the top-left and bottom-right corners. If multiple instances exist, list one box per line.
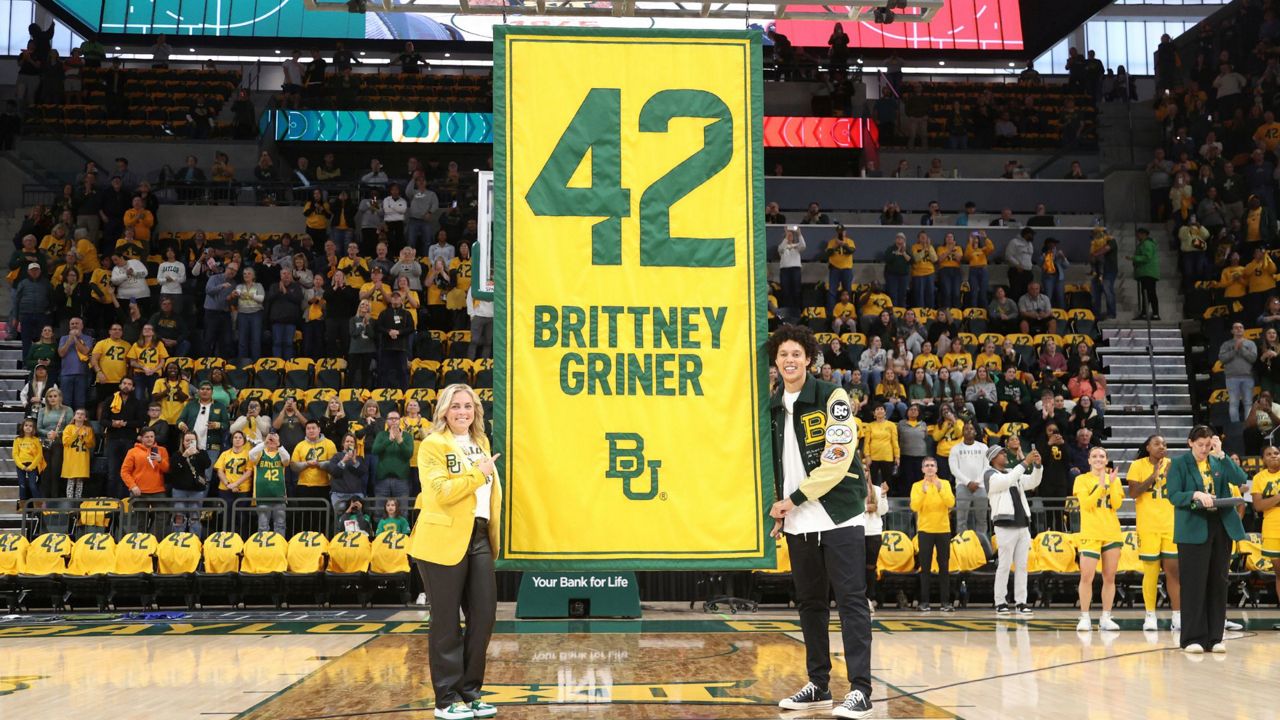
left=770, top=376, right=867, bottom=525
left=1167, top=452, right=1247, bottom=544
left=176, top=400, right=231, bottom=453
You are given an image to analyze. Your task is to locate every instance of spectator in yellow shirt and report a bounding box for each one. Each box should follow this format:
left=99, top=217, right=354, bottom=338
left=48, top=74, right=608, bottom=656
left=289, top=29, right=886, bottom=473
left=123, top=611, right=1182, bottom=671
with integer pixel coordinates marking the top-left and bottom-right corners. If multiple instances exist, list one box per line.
left=911, top=457, right=955, bottom=611
left=825, top=225, right=856, bottom=316
left=910, top=231, right=938, bottom=309
left=13, top=418, right=45, bottom=511
left=831, top=291, right=857, bottom=333
left=1245, top=247, right=1277, bottom=321
left=303, top=189, right=332, bottom=246
left=876, top=368, right=909, bottom=419
left=863, top=405, right=900, bottom=491
left=1217, top=252, right=1248, bottom=307
left=122, top=196, right=155, bottom=245
left=936, top=233, right=964, bottom=309
left=963, top=230, right=995, bottom=309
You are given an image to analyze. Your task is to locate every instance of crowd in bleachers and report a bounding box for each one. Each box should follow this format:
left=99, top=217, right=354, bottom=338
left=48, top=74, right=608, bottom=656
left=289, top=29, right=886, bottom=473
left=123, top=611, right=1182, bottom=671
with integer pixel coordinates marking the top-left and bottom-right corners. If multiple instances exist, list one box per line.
left=5, top=148, right=489, bottom=538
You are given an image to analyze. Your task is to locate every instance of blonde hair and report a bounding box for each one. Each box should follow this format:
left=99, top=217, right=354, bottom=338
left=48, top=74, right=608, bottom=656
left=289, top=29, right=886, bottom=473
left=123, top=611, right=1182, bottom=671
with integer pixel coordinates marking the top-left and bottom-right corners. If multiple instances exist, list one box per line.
left=431, top=383, right=488, bottom=447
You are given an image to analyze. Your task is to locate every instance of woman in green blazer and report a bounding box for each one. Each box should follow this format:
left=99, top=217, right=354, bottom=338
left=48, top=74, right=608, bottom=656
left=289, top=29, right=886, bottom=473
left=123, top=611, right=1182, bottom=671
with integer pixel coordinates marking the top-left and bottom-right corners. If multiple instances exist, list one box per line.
left=1166, top=426, right=1247, bottom=654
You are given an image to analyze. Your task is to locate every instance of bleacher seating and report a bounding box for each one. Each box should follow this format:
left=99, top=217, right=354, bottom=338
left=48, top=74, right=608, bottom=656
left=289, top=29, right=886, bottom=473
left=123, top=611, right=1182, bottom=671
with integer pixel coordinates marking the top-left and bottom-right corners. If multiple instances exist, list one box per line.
left=911, top=81, right=1098, bottom=150
left=23, top=68, right=241, bottom=138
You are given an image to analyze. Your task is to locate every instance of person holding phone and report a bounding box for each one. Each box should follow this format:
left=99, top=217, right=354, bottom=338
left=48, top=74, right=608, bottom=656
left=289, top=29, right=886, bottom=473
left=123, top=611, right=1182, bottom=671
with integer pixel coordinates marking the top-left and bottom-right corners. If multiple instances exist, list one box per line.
left=778, top=226, right=806, bottom=322
left=1167, top=426, right=1247, bottom=653
left=985, top=444, right=1042, bottom=616
left=1073, top=447, right=1124, bottom=631
left=409, top=383, right=502, bottom=720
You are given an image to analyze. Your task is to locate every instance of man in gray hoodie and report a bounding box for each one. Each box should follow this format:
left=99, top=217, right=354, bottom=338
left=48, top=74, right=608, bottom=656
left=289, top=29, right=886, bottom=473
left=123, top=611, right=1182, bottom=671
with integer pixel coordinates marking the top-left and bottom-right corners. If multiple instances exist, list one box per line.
left=1220, top=322, right=1258, bottom=423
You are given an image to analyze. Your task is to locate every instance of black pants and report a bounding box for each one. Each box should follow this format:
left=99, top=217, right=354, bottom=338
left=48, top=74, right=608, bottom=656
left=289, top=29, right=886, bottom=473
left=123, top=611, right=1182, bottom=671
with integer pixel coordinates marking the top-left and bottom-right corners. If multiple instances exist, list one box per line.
left=1178, top=519, right=1231, bottom=649
left=786, top=525, right=872, bottom=697
left=864, top=534, right=882, bottom=606
left=1137, top=277, right=1159, bottom=317
left=918, top=531, right=951, bottom=606
left=418, top=521, right=497, bottom=708
left=1008, top=267, right=1032, bottom=301
left=780, top=266, right=802, bottom=321
left=871, top=461, right=897, bottom=497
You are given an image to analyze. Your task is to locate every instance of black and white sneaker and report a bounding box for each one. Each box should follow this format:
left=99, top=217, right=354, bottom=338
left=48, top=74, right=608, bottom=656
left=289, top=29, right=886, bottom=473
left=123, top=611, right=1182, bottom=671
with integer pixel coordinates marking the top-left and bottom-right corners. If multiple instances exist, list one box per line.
left=918, top=604, right=932, bottom=613
left=940, top=604, right=955, bottom=613
left=995, top=604, right=1011, bottom=616
left=778, top=681, right=832, bottom=710
left=1016, top=604, right=1034, bottom=616
left=833, top=689, right=873, bottom=719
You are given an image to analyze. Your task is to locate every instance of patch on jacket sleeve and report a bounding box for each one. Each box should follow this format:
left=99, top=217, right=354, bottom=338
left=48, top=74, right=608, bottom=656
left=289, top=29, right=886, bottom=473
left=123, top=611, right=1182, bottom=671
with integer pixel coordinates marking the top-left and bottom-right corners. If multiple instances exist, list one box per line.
left=829, top=399, right=852, bottom=422
left=825, top=424, right=853, bottom=445
left=821, top=445, right=848, bottom=464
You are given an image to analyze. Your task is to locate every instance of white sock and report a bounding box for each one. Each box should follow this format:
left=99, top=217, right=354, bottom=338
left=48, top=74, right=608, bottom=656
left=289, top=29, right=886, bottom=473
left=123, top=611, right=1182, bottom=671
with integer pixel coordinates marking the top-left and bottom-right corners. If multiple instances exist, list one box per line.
left=1172, top=611, right=1181, bottom=619
left=1101, top=612, right=1112, bottom=620
left=1080, top=611, right=1091, bottom=620
left=1145, top=611, right=1156, bottom=619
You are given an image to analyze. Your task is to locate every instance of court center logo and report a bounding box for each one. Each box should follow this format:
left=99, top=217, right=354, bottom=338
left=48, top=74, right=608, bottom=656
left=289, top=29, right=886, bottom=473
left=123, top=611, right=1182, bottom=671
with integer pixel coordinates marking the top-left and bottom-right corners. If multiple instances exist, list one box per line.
left=606, top=433, right=662, bottom=500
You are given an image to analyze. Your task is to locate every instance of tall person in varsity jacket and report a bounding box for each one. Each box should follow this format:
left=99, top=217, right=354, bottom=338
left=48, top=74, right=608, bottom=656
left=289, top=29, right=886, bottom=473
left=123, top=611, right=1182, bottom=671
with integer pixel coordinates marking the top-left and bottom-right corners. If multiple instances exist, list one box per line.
left=984, top=443, right=1042, bottom=616
left=768, top=324, right=873, bottom=720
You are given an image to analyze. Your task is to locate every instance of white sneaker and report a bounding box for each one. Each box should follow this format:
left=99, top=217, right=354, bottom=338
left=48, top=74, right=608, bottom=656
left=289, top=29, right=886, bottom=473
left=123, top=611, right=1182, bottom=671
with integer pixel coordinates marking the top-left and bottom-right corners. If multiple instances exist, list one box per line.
left=1211, top=642, right=1227, bottom=654
left=1171, top=611, right=1181, bottom=631
left=868, top=598, right=876, bottom=616
left=1076, top=616, right=1091, bottom=632
left=1183, top=643, right=1204, bottom=654
left=1225, top=619, right=1243, bottom=631
left=1099, top=615, right=1120, bottom=632
left=1142, top=612, right=1157, bottom=631
left=416, top=593, right=428, bottom=606
left=832, top=689, right=873, bottom=719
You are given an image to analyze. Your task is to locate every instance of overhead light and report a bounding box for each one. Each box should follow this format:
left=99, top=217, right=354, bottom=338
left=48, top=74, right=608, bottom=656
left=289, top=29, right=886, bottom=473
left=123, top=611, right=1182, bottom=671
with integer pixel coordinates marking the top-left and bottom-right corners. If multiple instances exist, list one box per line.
left=274, top=49, right=281, bottom=54
left=444, top=53, right=451, bottom=58
left=114, top=46, right=121, bottom=51
left=359, top=51, right=366, bottom=56
left=1008, top=61, right=1016, bottom=67
left=856, top=57, right=864, bottom=65
left=189, top=48, right=195, bottom=52
left=939, top=60, right=946, bottom=66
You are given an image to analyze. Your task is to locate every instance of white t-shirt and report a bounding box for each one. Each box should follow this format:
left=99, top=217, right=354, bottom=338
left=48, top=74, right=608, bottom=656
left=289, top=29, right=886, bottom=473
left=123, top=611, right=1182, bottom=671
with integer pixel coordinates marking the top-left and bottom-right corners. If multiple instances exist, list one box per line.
left=782, top=391, right=864, bottom=535
left=454, top=433, right=491, bottom=520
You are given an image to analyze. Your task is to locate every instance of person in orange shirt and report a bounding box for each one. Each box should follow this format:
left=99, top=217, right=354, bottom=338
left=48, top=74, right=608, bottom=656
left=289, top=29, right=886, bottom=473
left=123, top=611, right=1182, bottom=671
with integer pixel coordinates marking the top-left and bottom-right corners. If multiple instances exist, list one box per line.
left=121, top=427, right=171, bottom=498
left=122, top=196, right=155, bottom=246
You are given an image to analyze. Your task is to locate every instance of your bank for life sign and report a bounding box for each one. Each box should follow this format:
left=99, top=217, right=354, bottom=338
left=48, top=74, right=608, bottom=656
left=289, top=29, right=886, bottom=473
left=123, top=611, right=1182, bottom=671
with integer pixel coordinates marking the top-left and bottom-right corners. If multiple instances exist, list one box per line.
left=494, top=27, right=774, bottom=570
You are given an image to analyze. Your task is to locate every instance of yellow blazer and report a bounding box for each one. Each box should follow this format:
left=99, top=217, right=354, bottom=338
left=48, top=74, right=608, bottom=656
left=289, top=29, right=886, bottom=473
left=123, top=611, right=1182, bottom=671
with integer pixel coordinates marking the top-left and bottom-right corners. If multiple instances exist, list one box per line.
left=409, top=431, right=502, bottom=566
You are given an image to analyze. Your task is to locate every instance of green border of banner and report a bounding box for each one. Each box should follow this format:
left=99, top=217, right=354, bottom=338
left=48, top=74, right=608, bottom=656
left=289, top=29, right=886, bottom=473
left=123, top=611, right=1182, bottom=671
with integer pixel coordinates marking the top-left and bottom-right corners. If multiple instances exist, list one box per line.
left=494, top=26, right=772, bottom=570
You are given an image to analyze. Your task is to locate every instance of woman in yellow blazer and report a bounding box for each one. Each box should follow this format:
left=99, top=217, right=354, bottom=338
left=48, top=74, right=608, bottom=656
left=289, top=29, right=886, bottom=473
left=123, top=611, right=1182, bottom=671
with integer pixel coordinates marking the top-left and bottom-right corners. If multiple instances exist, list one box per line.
left=409, top=383, right=501, bottom=720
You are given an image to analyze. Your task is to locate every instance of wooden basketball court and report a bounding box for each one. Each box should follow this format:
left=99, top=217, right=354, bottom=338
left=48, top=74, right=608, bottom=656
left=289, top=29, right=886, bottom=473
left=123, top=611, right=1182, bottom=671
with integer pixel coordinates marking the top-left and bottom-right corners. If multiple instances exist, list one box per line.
left=0, top=605, right=1274, bottom=719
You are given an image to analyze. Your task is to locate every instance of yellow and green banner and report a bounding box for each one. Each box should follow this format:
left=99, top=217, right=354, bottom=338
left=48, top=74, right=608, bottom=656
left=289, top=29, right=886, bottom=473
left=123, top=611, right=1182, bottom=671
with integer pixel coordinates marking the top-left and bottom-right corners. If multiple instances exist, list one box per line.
left=494, top=27, right=773, bottom=570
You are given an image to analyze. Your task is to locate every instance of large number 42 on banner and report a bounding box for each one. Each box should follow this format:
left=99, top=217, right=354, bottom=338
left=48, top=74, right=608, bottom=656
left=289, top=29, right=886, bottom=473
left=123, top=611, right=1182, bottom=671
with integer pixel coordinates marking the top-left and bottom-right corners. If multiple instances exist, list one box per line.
left=494, top=27, right=775, bottom=570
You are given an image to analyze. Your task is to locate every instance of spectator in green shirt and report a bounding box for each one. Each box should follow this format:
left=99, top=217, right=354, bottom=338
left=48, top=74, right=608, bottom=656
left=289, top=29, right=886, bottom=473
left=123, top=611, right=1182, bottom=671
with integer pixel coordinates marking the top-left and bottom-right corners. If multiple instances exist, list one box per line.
left=376, top=498, right=411, bottom=536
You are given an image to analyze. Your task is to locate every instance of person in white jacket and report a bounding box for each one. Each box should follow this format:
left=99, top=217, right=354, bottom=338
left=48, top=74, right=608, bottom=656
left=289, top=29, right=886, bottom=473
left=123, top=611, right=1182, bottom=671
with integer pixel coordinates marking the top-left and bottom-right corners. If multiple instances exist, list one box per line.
left=778, top=227, right=806, bottom=321
left=984, top=444, right=1043, bottom=616
left=110, top=253, right=150, bottom=313
left=948, top=423, right=989, bottom=535
left=381, top=183, right=408, bottom=254
left=861, top=477, right=889, bottom=615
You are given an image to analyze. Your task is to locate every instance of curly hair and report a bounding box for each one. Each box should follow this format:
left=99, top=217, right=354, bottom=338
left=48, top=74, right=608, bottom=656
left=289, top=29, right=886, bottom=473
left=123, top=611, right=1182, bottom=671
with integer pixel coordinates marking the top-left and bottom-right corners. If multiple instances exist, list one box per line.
left=766, top=324, right=818, bottom=365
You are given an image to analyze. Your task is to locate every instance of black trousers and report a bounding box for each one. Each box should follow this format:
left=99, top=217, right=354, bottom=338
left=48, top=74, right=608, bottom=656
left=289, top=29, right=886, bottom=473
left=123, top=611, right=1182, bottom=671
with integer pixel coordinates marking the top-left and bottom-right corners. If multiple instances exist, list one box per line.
left=864, top=534, right=882, bottom=606
left=418, top=521, right=497, bottom=708
left=1178, top=519, right=1231, bottom=649
left=786, top=525, right=872, bottom=697
left=1137, top=277, right=1160, bottom=317
left=918, top=531, right=951, bottom=606
left=871, top=461, right=897, bottom=496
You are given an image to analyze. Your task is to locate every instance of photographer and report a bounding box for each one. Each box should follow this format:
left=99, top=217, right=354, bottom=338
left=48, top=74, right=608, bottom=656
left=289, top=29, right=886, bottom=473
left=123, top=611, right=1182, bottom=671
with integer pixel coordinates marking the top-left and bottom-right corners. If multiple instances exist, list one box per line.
left=338, top=495, right=373, bottom=536
left=984, top=444, right=1042, bottom=616
left=169, top=431, right=211, bottom=537
left=879, top=202, right=904, bottom=225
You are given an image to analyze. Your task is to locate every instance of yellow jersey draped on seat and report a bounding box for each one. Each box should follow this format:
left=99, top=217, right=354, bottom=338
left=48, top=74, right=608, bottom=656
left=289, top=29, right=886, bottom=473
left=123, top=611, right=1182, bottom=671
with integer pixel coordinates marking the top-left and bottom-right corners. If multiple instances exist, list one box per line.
left=876, top=530, right=916, bottom=576
left=67, top=533, right=117, bottom=576
left=371, top=530, right=410, bottom=574
left=202, top=531, right=244, bottom=574
left=1030, top=531, right=1079, bottom=573
left=286, top=531, right=329, bottom=573
left=113, top=532, right=158, bottom=574
left=157, top=532, right=203, bottom=574
left=25, top=533, right=72, bottom=575
left=1118, top=531, right=1145, bottom=574
left=241, top=531, right=288, bottom=574
left=327, top=531, right=373, bottom=573
left=0, top=533, right=29, bottom=575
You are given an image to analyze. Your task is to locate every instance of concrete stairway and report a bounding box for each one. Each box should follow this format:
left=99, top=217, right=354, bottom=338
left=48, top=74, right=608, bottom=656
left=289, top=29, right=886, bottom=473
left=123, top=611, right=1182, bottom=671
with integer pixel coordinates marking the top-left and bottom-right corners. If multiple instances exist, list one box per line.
left=0, top=341, right=27, bottom=530
left=1099, top=321, right=1194, bottom=474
